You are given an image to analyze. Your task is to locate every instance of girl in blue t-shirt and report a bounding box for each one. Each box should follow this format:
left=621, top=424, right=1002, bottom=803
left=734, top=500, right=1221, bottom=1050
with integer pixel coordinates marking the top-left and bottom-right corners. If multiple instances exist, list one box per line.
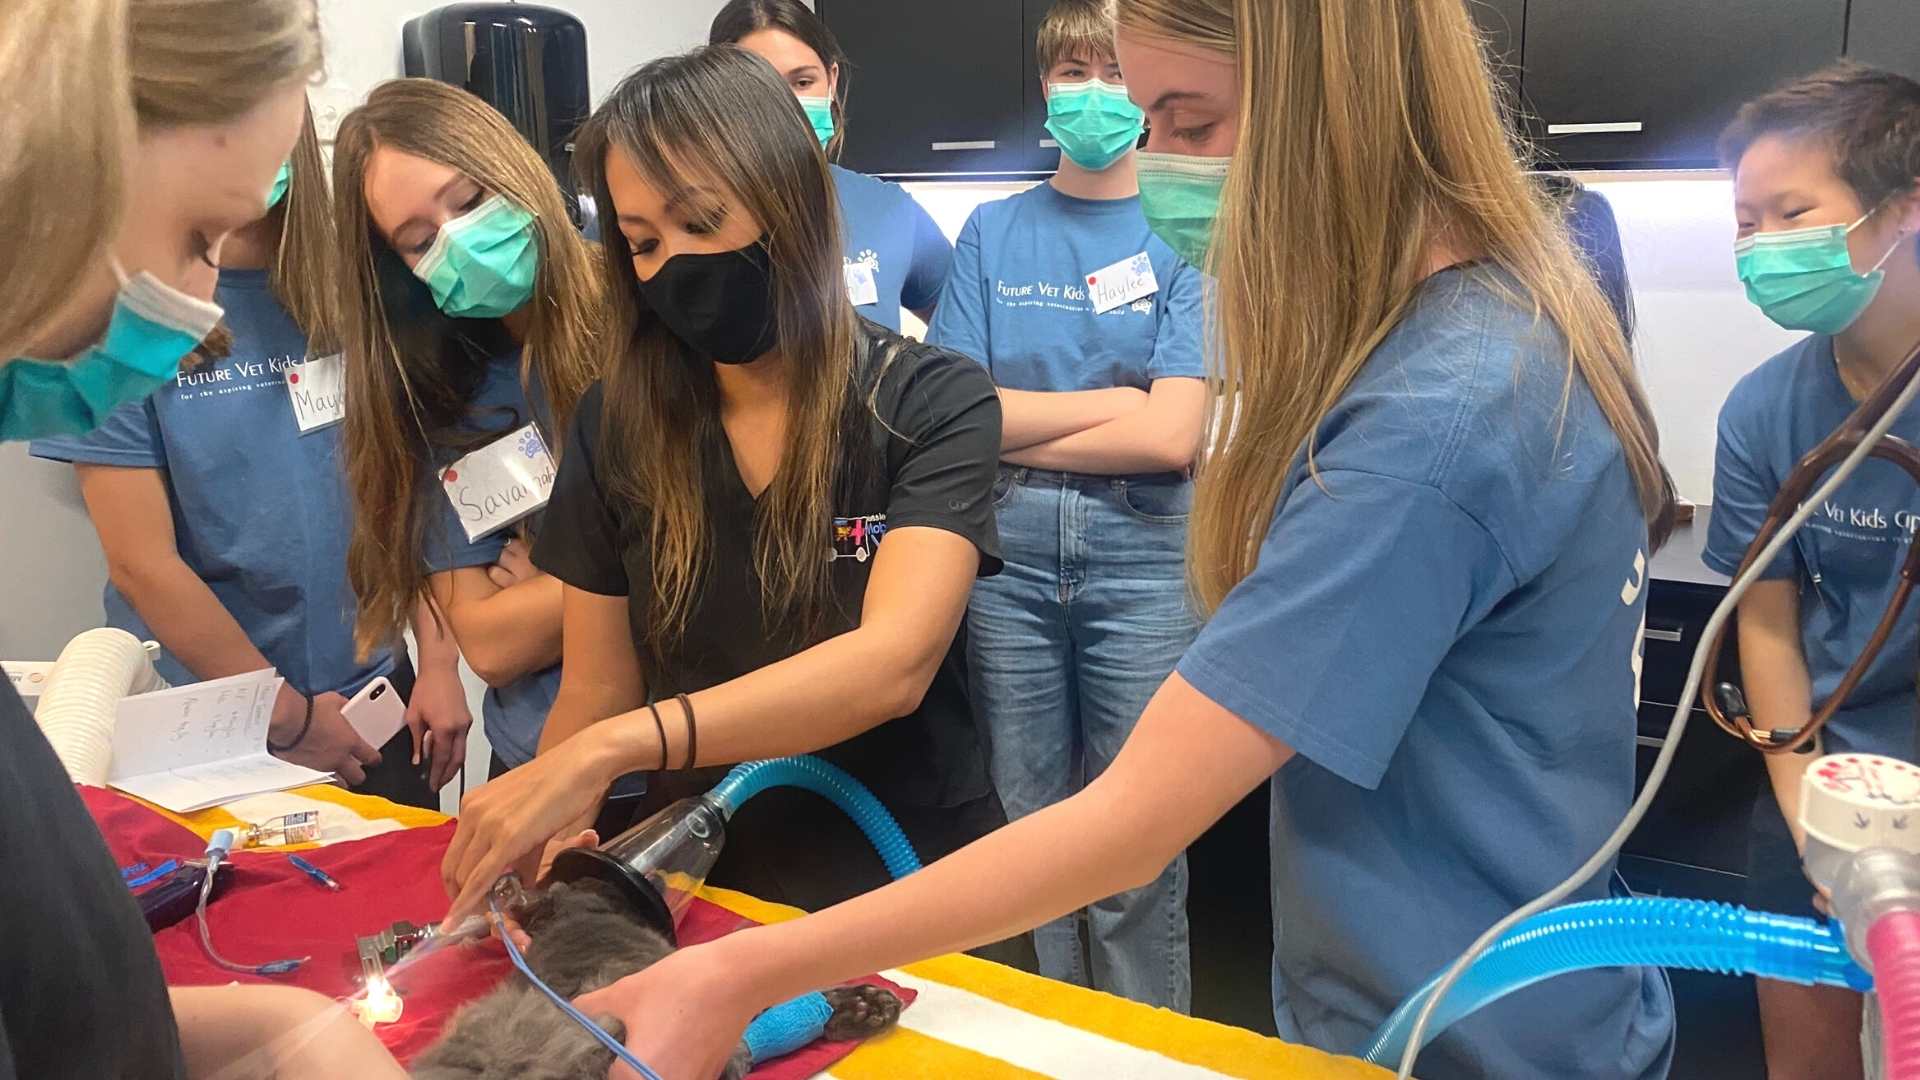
left=334, top=79, right=602, bottom=796
left=30, top=105, right=468, bottom=810
left=919, top=0, right=1209, bottom=1011
left=711, top=0, right=955, bottom=332
left=1707, top=64, right=1920, bottom=1080
left=442, top=3, right=1681, bottom=1077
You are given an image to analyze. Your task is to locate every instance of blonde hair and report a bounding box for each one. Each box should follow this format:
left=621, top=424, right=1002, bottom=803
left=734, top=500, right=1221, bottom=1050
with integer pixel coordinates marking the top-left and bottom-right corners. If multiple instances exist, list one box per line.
left=575, top=46, right=868, bottom=654
left=0, top=0, right=322, bottom=357
left=335, top=79, right=605, bottom=658
left=1037, top=0, right=1121, bottom=77
left=1117, top=0, right=1673, bottom=613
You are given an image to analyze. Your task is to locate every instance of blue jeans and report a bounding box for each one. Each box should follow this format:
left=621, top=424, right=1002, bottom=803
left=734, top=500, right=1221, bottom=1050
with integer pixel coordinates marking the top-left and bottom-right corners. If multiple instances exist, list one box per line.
left=969, top=465, right=1197, bottom=1010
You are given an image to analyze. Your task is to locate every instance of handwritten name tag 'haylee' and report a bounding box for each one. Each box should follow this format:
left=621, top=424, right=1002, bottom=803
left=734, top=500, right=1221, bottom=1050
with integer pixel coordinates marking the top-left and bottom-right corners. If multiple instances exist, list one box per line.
left=442, top=424, right=557, bottom=543
left=285, top=353, right=346, bottom=433
left=1086, top=252, right=1159, bottom=315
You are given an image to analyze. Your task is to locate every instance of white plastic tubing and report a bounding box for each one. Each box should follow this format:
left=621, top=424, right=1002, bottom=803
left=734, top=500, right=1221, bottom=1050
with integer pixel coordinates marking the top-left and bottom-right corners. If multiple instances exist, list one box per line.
left=34, top=628, right=166, bottom=784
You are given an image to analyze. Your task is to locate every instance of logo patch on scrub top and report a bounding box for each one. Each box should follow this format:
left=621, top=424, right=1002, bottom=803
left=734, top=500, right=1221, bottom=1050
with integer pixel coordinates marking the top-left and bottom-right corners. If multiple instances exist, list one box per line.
left=829, top=513, right=889, bottom=563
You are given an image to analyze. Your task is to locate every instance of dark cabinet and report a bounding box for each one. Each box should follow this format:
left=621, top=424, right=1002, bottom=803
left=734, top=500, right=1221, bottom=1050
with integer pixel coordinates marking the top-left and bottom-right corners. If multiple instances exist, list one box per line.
left=1018, top=0, right=1057, bottom=175
left=820, top=0, right=1029, bottom=178
left=1848, top=0, right=1920, bottom=83
left=1520, top=0, right=1847, bottom=166
left=1465, top=0, right=1526, bottom=117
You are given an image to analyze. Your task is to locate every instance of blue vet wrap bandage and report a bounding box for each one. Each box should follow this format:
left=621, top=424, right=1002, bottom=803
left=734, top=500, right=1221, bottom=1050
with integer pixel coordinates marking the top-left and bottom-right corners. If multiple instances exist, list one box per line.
left=744, top=992, right=837, bottom=1064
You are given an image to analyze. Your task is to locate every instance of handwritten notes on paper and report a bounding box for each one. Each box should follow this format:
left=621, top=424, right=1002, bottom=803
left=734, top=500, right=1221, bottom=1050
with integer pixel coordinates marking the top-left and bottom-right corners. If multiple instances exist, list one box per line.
left=108, top=669, right=332, bottom=812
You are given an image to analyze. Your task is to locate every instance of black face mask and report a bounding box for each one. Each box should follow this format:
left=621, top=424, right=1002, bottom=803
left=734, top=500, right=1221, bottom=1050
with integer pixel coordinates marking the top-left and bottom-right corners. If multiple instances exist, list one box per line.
left=633, top=239, right=779, bottom=365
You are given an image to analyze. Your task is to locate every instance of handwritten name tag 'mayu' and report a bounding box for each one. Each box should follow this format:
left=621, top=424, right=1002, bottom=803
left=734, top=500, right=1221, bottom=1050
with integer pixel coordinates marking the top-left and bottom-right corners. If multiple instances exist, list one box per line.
left=1086, top=252, right=1159, bottom=315
left=285, top=353, right=347, bottom=433
left=442, top=423, right=557, bottom=543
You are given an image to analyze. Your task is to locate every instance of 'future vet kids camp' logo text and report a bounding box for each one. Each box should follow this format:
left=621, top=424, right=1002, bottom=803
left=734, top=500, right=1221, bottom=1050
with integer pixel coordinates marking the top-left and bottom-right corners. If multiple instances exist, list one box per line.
left=1810, top=499, right=1920, bottom=541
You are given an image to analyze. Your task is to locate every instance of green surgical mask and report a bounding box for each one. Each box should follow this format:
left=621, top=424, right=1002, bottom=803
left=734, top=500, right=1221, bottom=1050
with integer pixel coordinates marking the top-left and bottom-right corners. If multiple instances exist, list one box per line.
left=1734, top=208, right=1905, bottom=335
left=411, top=195, right=540, bottom=319
left=1044, top=79, right=1144, bottom=172
left=798, top=95, right=835, bottom=149
left=1, top=258, right=224, bottom=440
left=265, top=159, right=292, bottom=210
left=1135, top=151, right=1230, bottom=268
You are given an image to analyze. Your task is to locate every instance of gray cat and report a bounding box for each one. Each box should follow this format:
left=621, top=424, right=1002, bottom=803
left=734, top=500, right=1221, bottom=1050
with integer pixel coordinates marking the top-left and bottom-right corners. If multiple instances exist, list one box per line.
left=410, top=879, right=902, bottom=1080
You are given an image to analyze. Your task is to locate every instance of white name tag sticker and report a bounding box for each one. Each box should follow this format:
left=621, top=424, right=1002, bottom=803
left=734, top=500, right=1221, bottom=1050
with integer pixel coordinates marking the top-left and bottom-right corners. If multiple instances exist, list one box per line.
left=441, top=423, right=557, bottom=543
left=1086, top=252, right=1159, bottom=315
left=286, top=353, right=347, bottom=433
left=844, top=261, right=880, bottom=308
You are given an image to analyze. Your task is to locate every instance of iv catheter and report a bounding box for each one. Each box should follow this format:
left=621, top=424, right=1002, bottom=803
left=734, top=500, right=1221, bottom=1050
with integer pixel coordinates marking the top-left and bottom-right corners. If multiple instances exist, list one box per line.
left=196, top=828, right=309, bottom=976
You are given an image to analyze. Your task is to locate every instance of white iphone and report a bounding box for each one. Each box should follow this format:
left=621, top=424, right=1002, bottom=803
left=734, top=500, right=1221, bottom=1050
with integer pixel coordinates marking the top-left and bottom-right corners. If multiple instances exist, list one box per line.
left=342, top=676, right=406, bottom=748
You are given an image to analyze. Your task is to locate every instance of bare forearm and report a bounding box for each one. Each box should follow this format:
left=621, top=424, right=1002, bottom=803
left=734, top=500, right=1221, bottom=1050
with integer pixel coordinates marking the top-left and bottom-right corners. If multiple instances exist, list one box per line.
left=1735, top=581, right=1817, bottom=837
left=537, top=680, right=638, bottom=757
left=997, top=387, right=1146, bottom=452
left=113, top=559, right=270, bottom=681
left=173, top=985, right=404, bottom=1079
left=1004, top=416, right=1195, bottom=473
left=1003, top=378, right=1204, bottom=473
left=411, top=596, right=462, bottom=674
left=446, top=574, right=564, bottom=685
left=725, top=783, right=1159, bottom=1004
left=595, top=624, right=938, bottom=771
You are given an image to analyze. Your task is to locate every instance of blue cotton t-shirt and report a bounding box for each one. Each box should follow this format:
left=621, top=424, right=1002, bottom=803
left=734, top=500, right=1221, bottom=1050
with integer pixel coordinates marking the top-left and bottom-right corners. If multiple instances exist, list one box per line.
left=1176, top=266, right=1674, bottom=1079
left=419, top=351, right=562, bottom=768
left=1705, top=335, right=1920, bottom=759
left=830, top=164, right=952, bottom=331
left=925, top=182, right=1205, bottom=392
left=30, top=269, right=392, bottom=697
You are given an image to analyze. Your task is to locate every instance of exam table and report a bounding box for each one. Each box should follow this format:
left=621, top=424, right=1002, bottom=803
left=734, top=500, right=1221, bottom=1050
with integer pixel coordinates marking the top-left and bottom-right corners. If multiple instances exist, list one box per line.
left=88, top=782, right=1386, bottom=1079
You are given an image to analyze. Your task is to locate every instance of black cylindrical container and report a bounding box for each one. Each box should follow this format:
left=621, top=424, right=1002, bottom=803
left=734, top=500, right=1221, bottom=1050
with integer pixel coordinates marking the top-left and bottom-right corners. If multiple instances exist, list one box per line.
left=402, top=3, right=589, bottom=215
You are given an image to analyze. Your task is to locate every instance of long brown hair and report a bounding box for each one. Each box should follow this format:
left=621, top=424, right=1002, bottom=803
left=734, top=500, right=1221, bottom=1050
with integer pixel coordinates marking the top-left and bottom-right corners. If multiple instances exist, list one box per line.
left=1117, top=0, right=1673, bottom=613
left=709, top=0, right=852, bottom=161
left=574, top=46, right=864, bottom=653
left=1, top=0, right=322, bottom=357
left=335, top=79, right=604, bottom=657
left=271, top=100, right=339, bottom=350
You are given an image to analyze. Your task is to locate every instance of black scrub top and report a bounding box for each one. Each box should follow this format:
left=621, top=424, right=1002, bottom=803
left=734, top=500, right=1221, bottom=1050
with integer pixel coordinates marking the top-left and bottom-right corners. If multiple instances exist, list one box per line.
left=535, top=322, right=1008, bottom=908
left=0, top=677, right=186, bottom=1079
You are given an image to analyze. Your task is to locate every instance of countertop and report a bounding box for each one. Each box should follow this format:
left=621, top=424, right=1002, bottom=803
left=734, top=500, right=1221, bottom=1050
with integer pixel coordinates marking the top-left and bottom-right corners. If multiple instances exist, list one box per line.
left=1650, top=506, right=1731, bottom=588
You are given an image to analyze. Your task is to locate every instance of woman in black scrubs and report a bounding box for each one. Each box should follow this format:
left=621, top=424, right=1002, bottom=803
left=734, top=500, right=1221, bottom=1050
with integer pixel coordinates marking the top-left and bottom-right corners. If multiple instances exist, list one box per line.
left=440, top=46, right=1024, bottom=966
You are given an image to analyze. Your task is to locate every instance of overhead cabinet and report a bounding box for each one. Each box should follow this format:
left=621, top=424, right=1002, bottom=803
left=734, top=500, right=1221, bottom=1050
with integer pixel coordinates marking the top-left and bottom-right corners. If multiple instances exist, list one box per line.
left=820, top=0, right=1030, bottom=178
left=1519, top=0, right=1848, bottom=167
left=822, top=0, right=1886, bottom=177
left=1848, top=0, right=1920, bottom=84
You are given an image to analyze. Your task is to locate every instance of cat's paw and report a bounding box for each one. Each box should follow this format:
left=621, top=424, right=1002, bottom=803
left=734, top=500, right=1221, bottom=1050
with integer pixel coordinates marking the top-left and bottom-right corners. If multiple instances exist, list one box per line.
left=720, top=1044, right=754, bottom=1080
left=821, top=984, right=904, bottom=1041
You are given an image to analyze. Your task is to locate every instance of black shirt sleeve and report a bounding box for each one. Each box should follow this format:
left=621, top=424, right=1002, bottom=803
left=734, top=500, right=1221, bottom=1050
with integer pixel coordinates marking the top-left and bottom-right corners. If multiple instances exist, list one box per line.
left=532, top=381, right=632, bottom=597
left=871, top=338, right=1005, bottom=576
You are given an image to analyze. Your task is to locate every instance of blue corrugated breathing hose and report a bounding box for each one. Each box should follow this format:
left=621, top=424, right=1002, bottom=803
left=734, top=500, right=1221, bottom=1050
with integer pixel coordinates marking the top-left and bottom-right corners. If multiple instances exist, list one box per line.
left=709, top=755, right=923, bottom=879
left=1362, top=897, right=1873, bottom=1067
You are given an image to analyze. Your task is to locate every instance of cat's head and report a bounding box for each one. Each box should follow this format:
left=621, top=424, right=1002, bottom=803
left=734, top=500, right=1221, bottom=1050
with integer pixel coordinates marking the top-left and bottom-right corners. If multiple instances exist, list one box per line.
left=515, top=877, right=645, bottom=934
